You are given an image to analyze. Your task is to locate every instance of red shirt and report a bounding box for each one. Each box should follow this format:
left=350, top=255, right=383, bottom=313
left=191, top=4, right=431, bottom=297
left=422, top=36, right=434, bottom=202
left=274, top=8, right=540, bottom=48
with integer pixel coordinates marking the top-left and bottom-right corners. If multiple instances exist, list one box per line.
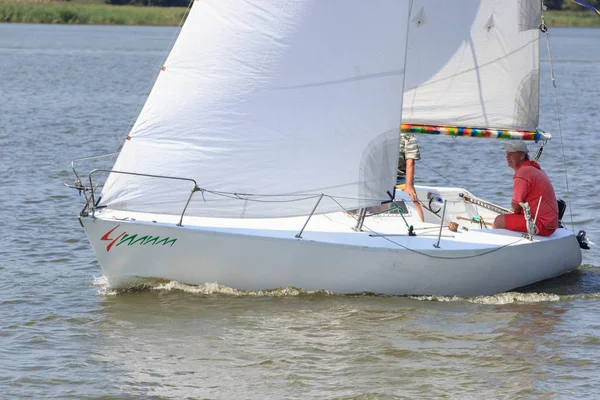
left=512, top=161, right=559, bottom=232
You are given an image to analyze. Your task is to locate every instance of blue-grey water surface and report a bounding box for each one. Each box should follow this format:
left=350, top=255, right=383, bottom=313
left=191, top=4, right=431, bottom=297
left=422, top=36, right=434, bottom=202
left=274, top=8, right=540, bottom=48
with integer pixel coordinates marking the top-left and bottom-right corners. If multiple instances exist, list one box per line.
left=1, top=23, right=600, bottom=399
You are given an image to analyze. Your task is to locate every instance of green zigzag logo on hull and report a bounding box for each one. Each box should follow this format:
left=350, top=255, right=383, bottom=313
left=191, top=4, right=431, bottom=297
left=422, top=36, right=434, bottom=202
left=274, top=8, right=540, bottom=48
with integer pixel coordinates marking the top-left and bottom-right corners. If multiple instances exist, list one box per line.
left=100, top=225, right=177, bottom=252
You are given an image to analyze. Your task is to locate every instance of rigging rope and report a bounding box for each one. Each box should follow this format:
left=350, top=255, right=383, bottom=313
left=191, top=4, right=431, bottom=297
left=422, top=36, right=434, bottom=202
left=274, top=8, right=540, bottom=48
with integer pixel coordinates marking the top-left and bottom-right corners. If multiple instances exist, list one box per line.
left=327, top=196, right=528, bottom=260
left=417, top=159, right=459, bottom=187
left=541, top=15, right=576, bottom=232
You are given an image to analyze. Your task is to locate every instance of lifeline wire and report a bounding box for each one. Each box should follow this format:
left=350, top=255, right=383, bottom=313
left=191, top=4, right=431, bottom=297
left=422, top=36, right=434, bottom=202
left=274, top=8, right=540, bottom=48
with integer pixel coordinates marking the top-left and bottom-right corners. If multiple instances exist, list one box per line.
left=326, top=196, right=528, bottom=260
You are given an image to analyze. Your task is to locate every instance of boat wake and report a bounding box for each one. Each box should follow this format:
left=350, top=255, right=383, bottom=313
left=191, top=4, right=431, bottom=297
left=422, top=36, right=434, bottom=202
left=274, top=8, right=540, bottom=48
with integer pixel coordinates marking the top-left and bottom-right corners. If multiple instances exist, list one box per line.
left=92, top=275, right=332, bottom=297
left=408, top=292, right=600, bottom=304
left=91, top=265, right=600, bottom=304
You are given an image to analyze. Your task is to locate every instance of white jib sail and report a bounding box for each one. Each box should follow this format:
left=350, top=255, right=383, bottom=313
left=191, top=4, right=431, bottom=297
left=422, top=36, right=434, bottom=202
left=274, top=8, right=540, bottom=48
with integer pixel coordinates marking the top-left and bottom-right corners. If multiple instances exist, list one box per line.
left=403, top=0, right=541, bottom=131
left=100, top=0, right=412, bottom=218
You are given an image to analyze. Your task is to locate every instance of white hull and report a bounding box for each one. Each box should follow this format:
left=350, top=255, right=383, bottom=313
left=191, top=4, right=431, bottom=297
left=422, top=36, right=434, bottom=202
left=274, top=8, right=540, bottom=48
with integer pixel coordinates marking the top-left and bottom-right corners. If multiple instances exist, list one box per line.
left=81, top=187, right=582, bottom=296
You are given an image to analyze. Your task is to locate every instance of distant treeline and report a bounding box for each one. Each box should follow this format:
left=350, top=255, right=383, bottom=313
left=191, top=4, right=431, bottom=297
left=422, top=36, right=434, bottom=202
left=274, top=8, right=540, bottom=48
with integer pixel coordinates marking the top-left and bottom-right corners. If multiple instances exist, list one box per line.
left=105, top=0, right=188, bottom=6
left=1, top=0, right=598, bottom=26
left=545, top=0, right=600, bottom=10
left=102, top=0, right=600, bottom=9
left=0, top=2, right=187, bottom=25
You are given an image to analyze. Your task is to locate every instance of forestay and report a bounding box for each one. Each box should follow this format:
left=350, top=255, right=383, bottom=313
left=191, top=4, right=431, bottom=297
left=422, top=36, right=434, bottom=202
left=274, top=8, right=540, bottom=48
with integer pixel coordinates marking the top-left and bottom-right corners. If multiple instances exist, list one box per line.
left=100, top=0, right=412, bottom=218
left=403, top=0, right=541, bottom=132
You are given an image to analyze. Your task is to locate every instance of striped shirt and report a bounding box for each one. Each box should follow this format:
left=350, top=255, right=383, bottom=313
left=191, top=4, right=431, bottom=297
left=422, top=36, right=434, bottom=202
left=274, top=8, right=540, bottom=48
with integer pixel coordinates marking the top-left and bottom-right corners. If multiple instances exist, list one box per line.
left=398, top=133, right=420, bottom=177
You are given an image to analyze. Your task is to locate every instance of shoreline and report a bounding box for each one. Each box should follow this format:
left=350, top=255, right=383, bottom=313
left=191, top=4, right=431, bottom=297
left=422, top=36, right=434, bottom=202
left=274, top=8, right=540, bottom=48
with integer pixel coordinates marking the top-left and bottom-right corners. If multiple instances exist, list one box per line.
left=0, top=4, right=599, bottom=27
left=0, top=3, right=189, bottom=26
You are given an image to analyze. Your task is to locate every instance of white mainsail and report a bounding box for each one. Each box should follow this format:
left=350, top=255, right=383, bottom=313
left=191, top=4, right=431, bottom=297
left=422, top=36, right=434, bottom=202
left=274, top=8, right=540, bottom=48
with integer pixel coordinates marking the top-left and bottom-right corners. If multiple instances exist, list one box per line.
left=403, top=0, right=541, bottom=131
left=100, top=0, right=412, bottom=218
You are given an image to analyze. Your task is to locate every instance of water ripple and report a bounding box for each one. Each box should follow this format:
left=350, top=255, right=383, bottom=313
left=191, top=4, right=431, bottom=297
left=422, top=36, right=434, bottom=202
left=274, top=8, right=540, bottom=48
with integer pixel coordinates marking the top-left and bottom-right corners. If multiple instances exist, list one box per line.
left=2, top=24, right=600, bottom=400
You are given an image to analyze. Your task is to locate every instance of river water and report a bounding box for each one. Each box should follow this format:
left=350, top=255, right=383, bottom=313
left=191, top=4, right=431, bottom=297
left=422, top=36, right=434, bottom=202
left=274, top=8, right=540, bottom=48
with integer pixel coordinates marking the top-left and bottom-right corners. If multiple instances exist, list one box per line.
left=1, top=23, right=600, bottom=399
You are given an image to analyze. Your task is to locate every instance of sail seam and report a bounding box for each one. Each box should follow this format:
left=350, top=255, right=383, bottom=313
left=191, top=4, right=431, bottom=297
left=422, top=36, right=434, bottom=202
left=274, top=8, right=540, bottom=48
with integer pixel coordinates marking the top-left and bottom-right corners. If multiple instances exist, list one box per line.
left=404, top=37, right=539, bottom=91
left=270, top=69, right=406, bottom=91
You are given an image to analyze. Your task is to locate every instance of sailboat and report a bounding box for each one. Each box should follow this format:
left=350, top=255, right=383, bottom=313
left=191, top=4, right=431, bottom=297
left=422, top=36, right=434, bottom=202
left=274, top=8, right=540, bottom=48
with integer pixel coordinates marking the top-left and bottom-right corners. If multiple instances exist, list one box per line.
left=69, top=0, right=587, bottom=296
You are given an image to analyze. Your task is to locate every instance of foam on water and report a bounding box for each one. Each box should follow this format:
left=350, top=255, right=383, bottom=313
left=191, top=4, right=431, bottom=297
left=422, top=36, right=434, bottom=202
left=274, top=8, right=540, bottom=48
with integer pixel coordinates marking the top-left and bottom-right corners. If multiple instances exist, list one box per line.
left=92, top=274, right=600, bottom=303
left=409, top=292, right=563, bottom=304
left=411, top=291, right=600, bottom=304
left=92, top=275, right=118, bottom=296
left=92, top=275, right=333, bottom=297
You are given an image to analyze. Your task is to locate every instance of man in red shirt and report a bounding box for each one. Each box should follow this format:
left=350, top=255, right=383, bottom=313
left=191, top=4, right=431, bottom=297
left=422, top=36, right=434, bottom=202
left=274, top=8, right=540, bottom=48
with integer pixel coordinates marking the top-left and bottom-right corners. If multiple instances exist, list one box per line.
left=492, top=141, right=559, bottom=236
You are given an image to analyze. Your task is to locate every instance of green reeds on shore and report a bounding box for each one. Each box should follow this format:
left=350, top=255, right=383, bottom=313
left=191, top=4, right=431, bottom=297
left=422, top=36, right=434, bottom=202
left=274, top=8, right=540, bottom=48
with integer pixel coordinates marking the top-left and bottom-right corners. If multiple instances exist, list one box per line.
left=0, top=2, right=188, bottom=25
left=544, top=10, right=600, bottom=27
left=0, top=2, right=599, bottom=27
